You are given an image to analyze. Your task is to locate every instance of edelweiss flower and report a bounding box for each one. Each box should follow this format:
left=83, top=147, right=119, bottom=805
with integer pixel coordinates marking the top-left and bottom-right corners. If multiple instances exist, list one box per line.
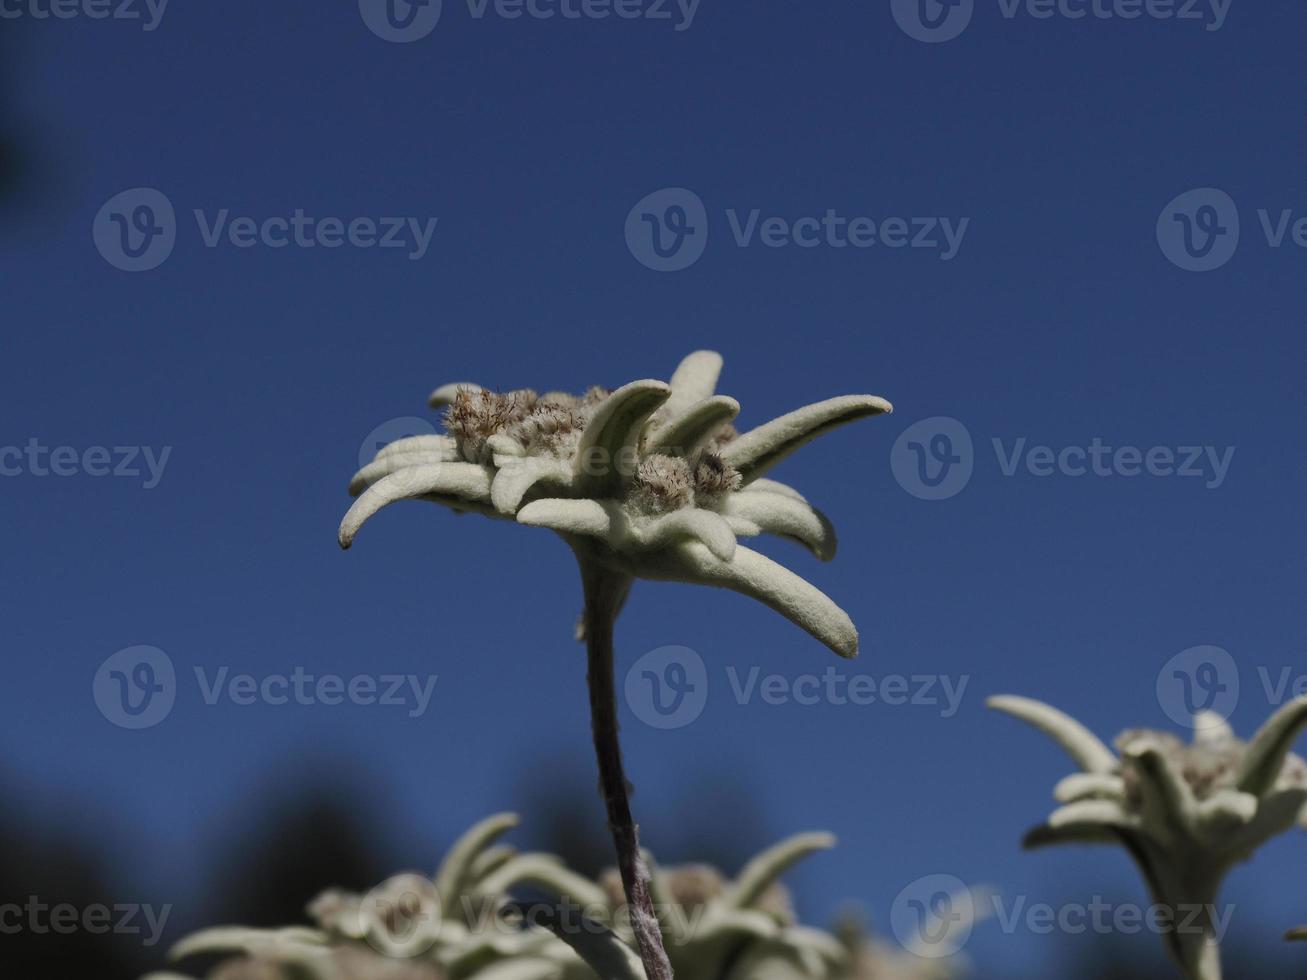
left=341, top=352, right=890, bottom=980
left=597, top=832, right=846, bottom=980
left=340, top=350, right=891, bottom=658
left=989, top=695, right=1307, bottom=980
left=154, top=814, right=604, bottom=980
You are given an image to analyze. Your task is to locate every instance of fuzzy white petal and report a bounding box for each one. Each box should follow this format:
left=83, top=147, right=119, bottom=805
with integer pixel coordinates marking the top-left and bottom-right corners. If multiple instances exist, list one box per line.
left=641, top=542, right=858, bottom=658
left=517, top=498, right=614, bottom=538
left=645, top=395, right=740, bottom=457
left=746, top=478, right=809, bottom=503
left=528, top=908, right=644, bottom=980
left=666, top=350, right=724, bottom=408
left=1053, top=773, right=1126, bottom=804
left=375, top=434, right=458, bottom=460
left=631, top=509, right=737, bottom=562
left=171, top=927, right=328, bottom=962
left=573, top=380, right=672, bottom=497
left=471, top=960, right=566, bottom=980
left=1237, top=694, right=1307, bottom=797
left=475, top=854, right=611, bottom=911
left=434, top=812, right=520, bottom=901
left=339, top=463, right=494, bottom=548
left=349, top=449, right=462, bottom=496
left=1193, top=710, right=1236, bottom=744
left=724, top=492, right=837, bottom=561
left=720, top=395, right=892, bottom=484
left=1124, top=738, right=1200, bottom=831
left=728, top=832, right=835, bottom=910
left=491, top=458, right=575, bottom=514
left=987, top=696, right=1118, bottom=774
left=1195, top=790, right=1258, bottom=832
left=1048, top=799, right=1132, bottom=830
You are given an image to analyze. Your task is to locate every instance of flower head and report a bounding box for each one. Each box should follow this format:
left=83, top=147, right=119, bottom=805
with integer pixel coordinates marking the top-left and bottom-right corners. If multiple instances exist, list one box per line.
left=340, top=351, right=891, bottom=657
left=156, top=814, right=605, bottom=980
left=989, top=694, right=1307, bottom=979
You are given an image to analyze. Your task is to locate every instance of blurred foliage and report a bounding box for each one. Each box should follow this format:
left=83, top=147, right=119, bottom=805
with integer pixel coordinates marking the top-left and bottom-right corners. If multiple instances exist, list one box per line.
left=3, top=765, right=1307, bottom=978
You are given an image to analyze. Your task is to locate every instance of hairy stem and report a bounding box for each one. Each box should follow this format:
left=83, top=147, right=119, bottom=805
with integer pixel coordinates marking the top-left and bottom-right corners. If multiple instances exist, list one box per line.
left=578, top=556, right=672, bottom=980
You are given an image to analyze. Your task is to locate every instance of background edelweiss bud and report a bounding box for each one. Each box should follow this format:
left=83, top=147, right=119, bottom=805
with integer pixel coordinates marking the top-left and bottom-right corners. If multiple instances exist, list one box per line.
left=989, top=695, right=1307, bottom=980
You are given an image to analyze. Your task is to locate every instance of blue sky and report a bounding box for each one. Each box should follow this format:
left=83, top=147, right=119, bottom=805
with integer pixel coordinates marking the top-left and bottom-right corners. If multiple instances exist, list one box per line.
left=3, top=0, right=1307, bottom=974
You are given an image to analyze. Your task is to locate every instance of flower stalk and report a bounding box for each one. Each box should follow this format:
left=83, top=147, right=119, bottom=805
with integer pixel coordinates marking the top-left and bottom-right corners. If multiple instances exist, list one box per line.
left=578, top=553, right=671, bottom=980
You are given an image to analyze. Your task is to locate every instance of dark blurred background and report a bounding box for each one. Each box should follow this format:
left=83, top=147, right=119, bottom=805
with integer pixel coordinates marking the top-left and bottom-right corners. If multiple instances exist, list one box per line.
left=4, top=766, right=1307, bottom=978
left=5, top=3, right=1307, bottom=978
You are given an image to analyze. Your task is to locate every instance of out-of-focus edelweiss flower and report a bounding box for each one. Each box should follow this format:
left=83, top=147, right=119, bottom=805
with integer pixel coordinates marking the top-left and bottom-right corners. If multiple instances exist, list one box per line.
left=144, top=814, right=610, bottom=980
left=989, top=694, right=1307, bottom=980
left=339, top=351, right=892, bottom=657
left=144, top=818, right=958, bottom=980
left=597, top=832, right=847, bottom=980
